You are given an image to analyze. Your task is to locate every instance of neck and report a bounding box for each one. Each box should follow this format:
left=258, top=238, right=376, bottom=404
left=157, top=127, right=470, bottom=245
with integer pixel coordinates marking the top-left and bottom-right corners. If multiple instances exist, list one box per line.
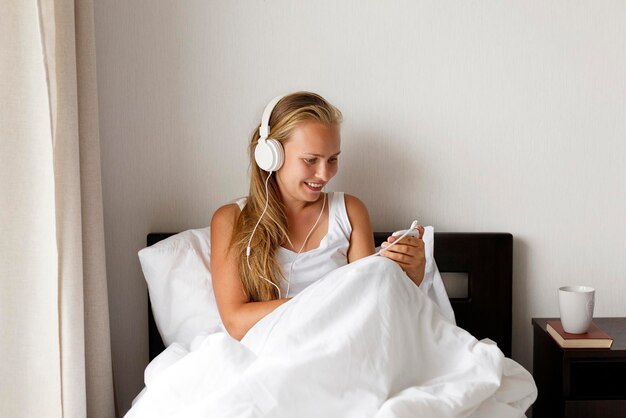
left=281, top=193, right=325, bottom=216
left=284, top=192, right=327, bottom=250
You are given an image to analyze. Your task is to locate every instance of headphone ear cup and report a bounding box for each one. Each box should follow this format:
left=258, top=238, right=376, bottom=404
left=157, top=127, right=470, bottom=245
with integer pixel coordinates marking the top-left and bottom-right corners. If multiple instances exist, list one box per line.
left=254, top=138, right=284, bottom=172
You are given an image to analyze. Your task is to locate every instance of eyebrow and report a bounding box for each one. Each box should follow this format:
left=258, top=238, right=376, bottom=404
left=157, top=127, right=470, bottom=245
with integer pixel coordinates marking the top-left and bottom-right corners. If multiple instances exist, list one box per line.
left=301, top=151, right=342, bottom=158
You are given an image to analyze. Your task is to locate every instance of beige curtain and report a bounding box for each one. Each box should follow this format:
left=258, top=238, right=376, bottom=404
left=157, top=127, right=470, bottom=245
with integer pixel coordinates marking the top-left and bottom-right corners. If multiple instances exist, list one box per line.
left=0, top=1, right=115, bottom=417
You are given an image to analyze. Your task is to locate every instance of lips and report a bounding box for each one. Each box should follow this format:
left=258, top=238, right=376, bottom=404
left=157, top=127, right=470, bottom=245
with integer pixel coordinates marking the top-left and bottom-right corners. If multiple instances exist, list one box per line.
left=304, top=181, right=323, bottom=191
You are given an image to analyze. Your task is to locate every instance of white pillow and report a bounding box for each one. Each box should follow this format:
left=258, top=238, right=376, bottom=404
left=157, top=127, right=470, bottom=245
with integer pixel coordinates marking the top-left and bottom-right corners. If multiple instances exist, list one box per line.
left=138, top=227, right=222, bottom=347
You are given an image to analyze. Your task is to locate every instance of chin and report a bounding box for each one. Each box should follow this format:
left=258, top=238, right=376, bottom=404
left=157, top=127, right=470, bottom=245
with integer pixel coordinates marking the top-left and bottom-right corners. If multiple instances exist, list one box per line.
left=302, top=186, right=323, bottom=199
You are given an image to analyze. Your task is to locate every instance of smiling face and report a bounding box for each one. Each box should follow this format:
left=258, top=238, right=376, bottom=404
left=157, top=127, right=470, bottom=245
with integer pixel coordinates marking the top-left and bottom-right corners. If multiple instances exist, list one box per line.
left=276, top=121, right=341, bottom=207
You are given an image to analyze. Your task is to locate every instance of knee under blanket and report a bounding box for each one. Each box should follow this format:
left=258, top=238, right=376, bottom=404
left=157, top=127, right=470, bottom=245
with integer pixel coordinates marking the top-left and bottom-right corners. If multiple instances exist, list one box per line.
left=127, top=256, right=536, bottom=418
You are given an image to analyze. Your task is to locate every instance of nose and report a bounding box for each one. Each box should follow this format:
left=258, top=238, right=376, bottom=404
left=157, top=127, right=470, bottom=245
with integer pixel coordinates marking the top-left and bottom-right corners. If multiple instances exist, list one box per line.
left=316, top=162, right=334, bottom=182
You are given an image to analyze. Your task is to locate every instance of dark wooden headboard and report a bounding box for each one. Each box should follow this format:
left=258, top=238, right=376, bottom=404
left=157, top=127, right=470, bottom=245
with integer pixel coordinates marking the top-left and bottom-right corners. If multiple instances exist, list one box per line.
left=146, top=232, right=512, bottom=360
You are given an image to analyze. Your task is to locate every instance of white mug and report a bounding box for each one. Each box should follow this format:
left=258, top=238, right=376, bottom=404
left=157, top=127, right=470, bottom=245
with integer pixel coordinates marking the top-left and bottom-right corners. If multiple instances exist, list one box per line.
left=558, top=285, right=595, bottom=334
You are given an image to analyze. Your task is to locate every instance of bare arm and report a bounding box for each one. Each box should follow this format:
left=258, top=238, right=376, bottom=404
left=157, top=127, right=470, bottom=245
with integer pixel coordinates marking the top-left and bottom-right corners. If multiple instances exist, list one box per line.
left=344, top=194, right=375, bottom=262
left=210, top=204, right=290, bottom=341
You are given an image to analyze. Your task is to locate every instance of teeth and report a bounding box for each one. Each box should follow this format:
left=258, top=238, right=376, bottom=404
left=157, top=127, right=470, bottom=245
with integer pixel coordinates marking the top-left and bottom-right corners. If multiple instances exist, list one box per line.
left=306, top=182, right=322, bottom=188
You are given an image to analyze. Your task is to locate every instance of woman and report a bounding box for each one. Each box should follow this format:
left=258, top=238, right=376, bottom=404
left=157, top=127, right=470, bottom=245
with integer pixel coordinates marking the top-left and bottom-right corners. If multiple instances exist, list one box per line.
left=211, top=92, right=426, bottom=341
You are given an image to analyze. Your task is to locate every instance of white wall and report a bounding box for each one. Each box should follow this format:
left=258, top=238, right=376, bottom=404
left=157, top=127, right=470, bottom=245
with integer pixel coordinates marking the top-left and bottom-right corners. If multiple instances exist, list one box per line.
left=94, top=1, right=626, bottom=414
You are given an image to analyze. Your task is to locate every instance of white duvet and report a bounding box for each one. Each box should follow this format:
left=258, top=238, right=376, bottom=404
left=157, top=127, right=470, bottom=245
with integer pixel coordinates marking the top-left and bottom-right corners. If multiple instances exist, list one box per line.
left=127, top=256, right=536, bottom=418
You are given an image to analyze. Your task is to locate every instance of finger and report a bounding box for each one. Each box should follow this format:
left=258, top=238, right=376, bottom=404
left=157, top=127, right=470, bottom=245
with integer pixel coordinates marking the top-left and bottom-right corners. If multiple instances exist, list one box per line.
left=381, top=243, right=424, bottom=259
left=417, top=225, right=425, bottom=239
left=380, top=250, right=412, bottom=264
left=380, top=241, right=413, bottom=255
left=385, top=236, right=422, bottom=247
left=383, top=240, right=424, bottom=255
left=385, top=235, right=400, bottom=243
left=381, top=243, right=411, bottom=255
left=403, top=236, right=424, bottom=247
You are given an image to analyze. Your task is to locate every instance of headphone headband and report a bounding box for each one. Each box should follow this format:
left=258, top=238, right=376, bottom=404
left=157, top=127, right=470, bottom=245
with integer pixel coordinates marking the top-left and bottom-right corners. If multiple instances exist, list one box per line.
left=259, top=95, right=285, bottom=140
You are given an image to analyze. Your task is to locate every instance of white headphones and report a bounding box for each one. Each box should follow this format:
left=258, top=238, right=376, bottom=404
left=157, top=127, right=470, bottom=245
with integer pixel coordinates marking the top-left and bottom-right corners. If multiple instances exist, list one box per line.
left=254, top=95, right=285, bottom=172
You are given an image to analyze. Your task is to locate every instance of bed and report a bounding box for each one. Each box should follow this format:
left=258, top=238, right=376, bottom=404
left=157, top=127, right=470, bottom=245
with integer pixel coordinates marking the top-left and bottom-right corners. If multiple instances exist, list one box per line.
left=145, top=231, right=513, bottom=360
left=131, top=230, right=536, bottom=418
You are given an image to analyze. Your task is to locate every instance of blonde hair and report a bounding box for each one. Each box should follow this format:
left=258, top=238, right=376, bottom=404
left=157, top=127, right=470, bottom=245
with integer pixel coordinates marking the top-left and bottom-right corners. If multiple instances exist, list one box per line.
left=231, top=92, right=343, bottom=301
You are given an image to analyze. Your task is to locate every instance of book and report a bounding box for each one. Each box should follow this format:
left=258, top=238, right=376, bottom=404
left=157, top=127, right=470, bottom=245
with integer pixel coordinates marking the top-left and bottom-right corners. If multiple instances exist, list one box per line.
left=546, top=320, right=613, bottom=349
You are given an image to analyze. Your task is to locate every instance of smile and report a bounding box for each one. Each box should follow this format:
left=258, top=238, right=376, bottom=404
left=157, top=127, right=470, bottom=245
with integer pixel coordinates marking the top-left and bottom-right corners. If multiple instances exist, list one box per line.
left=304, top=182, right=323, bottom=190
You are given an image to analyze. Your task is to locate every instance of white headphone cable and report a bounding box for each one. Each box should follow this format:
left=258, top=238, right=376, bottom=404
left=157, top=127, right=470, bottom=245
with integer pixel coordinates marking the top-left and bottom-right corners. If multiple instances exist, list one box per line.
left=285, top=192, right=326, bottom=298
left=246, top=171, right=282, bottom=298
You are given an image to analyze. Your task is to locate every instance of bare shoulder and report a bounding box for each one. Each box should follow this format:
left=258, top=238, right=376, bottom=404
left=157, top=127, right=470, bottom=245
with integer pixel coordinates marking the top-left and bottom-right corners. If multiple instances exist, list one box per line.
left=211, top=203, right=241, bottom=241
left=212, top=202, right=241, bottom=225
left=344, top=193, right=370, bottom=219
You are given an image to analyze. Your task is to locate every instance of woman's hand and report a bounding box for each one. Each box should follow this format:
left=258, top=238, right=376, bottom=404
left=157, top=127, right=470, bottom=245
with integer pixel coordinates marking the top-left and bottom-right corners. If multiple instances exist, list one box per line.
left=380, top=225, right=426, bottom=286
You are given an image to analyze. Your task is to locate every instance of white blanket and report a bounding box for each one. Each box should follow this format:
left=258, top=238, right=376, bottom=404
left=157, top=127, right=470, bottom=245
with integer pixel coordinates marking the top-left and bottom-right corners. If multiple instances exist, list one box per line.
left=127, top=256, right=536, bottom=418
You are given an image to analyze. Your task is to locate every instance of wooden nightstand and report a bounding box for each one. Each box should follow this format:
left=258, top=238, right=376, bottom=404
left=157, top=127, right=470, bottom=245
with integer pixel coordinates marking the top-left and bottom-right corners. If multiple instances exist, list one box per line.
left=532, top=318, right=626, bottom=418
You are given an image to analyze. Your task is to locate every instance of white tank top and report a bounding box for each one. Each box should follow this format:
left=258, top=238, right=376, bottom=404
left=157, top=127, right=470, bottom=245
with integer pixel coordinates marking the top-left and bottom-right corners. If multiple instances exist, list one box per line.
left=234, top=192, right=352, bottom=297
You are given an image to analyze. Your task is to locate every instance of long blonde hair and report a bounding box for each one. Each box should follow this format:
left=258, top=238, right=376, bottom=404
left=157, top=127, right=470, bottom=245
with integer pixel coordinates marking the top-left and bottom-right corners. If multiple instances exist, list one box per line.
left=231, top=92, right=343, bottom=301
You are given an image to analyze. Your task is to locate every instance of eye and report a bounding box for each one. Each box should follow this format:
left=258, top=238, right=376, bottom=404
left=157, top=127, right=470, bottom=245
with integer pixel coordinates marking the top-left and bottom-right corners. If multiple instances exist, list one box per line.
left=303, top=158, right=317, bottom=165
left=329, top=157, right=339, bottom=164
